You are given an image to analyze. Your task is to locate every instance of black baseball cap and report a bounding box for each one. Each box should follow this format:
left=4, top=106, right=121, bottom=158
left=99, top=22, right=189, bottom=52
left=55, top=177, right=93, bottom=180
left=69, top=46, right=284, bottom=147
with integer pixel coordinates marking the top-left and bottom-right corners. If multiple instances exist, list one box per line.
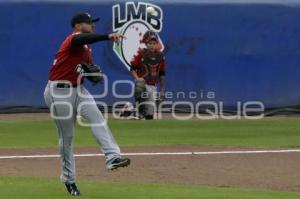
left=71, top=12, right=100, bottom=27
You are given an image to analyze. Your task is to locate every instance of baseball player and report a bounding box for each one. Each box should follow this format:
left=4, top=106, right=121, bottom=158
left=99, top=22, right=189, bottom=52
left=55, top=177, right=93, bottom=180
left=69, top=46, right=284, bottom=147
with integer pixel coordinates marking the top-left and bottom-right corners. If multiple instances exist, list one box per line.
left=43, top=12, right=130, bottom=196
left=130, top=30, right=166, bottom=120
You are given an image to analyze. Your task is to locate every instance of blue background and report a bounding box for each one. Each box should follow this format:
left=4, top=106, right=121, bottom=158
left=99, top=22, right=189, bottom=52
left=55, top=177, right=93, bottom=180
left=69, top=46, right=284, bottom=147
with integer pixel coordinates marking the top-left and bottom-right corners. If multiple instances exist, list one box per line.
left=1, top=0, right=300, bottom=109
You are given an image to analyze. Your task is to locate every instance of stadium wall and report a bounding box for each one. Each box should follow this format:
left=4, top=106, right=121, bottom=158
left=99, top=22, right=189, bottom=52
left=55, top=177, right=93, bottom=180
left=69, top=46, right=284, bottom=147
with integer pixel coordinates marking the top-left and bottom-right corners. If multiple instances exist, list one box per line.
left=1, top=0, right=300, bottom=110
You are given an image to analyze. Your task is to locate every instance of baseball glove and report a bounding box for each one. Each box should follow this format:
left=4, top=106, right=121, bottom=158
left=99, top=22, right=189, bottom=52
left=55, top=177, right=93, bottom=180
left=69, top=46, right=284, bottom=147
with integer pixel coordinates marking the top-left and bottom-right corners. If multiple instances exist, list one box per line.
left=76, top=63, right=103, bottom=85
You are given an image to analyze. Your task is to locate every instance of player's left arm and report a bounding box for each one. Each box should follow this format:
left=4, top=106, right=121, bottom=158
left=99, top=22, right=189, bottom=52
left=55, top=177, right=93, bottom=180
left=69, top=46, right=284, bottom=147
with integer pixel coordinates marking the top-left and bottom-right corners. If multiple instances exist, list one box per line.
left=72, top=33, right=125, bottom=46
left=130, top=49, right=144, bottom=81
left=159, top=55, right=166, bottom=98
left=159, top=75, right=165, bottom=98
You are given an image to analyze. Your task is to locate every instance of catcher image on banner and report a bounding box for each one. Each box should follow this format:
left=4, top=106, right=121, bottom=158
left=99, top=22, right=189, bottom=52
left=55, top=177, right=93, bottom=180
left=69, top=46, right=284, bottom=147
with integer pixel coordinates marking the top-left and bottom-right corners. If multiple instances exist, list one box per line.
left=130, top=30, right=166, bottom=120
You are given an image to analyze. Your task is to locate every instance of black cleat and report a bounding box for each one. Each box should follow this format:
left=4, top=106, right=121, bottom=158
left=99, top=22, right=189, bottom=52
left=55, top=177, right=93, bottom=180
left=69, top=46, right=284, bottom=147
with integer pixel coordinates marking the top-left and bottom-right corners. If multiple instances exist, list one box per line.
left=65, top=183, right=81, bottom=196
left=107, top=157, right=131, bottom=170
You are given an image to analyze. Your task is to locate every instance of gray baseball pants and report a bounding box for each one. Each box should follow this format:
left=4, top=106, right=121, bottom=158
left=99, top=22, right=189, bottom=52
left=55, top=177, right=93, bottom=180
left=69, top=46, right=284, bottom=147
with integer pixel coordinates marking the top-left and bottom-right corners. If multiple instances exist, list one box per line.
left=44, top=81, right=121, bottom=184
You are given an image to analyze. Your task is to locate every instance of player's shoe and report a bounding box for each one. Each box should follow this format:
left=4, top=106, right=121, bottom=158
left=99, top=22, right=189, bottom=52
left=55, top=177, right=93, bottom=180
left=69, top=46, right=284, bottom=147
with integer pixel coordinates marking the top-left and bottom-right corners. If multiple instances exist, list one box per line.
left=106, top=157, right=131, bottom=170
left=65, top=183, right=81, bottom=196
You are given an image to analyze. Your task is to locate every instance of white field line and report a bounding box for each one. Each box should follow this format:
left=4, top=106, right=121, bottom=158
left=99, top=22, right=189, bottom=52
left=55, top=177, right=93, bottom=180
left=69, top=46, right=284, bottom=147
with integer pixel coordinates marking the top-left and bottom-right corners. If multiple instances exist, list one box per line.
left=0, top=149, right=300, bottom=159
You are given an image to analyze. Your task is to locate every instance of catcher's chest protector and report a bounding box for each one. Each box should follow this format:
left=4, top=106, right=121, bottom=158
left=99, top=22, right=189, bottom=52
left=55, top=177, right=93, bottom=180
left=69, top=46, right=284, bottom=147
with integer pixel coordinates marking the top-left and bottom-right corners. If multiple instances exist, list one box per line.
left=141, top=49, right=163, bottom=83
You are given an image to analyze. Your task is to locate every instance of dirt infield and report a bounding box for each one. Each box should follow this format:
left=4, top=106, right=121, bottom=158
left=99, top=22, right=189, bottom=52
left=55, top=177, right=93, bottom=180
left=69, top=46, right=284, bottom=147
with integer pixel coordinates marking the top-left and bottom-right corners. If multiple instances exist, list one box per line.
left=1, top=113, right=300, bottom=192
left=0, top=113, right=50, bottom=121
left=1, top=146, right=300, bottom=192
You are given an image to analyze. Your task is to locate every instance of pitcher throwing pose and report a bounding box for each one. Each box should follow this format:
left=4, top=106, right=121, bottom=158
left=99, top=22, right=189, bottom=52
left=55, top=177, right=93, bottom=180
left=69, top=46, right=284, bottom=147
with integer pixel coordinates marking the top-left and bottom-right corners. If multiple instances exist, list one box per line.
left=44, top=12, right=130, bottom=196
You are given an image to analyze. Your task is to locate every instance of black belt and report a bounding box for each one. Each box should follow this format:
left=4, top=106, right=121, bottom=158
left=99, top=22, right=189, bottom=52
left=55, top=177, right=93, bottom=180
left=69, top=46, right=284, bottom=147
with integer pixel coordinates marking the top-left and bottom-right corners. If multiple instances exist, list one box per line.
left=56, top=83, right=78, bottom=88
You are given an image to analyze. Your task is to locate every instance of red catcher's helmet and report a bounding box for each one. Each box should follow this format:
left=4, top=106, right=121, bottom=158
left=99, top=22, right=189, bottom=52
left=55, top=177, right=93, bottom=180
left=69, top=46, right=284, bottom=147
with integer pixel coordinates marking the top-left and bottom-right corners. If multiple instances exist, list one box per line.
left=142, top=30, right=158, bottom=43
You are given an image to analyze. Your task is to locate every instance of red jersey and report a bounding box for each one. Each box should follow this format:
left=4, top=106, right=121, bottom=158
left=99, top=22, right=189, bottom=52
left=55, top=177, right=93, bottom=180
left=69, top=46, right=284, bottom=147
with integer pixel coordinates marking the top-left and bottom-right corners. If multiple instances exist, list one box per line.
left=130, top=48, right=166, bottom=85
left=49, top=32, right=92, bottom=84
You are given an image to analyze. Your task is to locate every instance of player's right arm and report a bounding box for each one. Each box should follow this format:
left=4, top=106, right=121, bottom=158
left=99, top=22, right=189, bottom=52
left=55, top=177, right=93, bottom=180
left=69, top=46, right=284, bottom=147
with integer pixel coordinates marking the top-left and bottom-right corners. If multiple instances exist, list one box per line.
left=131, top=70, right=142, bottom=81
left=130, top=49, right=144, bottom=82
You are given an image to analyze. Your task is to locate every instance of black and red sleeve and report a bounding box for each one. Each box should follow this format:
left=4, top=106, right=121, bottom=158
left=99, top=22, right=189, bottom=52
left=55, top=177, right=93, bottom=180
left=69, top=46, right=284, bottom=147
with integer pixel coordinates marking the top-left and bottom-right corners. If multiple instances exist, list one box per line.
left=159, top=55, right=166, bottom=76
left=72, top=33, right=110, bottom=46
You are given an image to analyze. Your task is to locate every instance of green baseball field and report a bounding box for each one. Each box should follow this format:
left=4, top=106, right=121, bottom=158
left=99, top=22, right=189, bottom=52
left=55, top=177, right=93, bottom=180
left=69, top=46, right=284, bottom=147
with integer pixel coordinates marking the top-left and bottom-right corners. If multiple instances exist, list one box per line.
left=1, top=114, right=300, bottom=199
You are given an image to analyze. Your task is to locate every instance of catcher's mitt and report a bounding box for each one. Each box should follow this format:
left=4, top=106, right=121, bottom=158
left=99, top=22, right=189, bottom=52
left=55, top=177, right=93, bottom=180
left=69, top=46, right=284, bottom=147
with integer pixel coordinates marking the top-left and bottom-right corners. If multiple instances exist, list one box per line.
left=75, top=63, right=103, bottom=85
